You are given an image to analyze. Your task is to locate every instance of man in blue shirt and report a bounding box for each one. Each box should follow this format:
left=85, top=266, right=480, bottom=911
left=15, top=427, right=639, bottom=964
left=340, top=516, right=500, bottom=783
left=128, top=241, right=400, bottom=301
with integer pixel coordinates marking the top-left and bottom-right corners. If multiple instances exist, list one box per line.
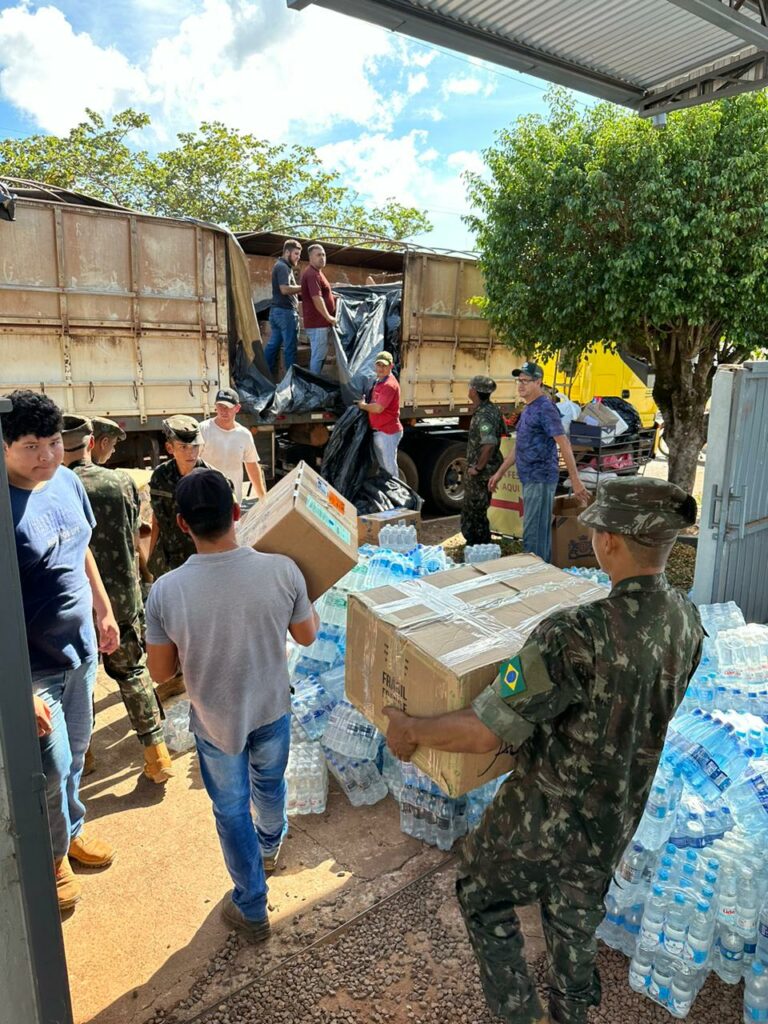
left=2, top=391, right=119, bottom=912
left=490, top=362, right=588, bottom=561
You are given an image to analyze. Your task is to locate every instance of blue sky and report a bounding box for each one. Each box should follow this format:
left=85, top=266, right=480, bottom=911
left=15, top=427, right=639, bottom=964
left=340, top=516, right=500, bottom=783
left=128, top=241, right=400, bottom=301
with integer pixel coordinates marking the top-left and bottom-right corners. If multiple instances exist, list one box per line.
left=0, top=0, right=591, bottom=249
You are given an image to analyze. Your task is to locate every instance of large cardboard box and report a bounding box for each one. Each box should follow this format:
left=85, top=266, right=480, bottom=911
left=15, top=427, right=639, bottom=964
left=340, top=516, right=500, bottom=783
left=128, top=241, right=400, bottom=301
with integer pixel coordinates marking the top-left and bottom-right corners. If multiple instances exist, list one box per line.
left=551, top=495, right=598, bottom=569
left=345, top=554, right=602, bottom=796
left=236, top=462, right=358, bottom=601
left=358, top=508, right=421, bottom=545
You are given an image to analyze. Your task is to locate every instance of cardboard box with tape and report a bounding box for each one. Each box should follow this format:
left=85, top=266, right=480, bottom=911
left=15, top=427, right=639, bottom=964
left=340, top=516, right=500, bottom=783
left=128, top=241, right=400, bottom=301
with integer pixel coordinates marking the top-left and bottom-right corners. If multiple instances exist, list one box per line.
left=551, top=494, right=598, bottom=569
left=235, top=461, right=358, bottom=601
left=345, top=554, right=604, bottom=796
left=358, top=508, right=421, bottom=545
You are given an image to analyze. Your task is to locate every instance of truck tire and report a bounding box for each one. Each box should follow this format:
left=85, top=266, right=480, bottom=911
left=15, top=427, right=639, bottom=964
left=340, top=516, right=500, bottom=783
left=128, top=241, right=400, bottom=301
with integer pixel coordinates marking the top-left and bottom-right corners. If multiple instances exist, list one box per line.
left=397, top=450, right=419, bottom=492
left=427, top=441, right=467, bottom=515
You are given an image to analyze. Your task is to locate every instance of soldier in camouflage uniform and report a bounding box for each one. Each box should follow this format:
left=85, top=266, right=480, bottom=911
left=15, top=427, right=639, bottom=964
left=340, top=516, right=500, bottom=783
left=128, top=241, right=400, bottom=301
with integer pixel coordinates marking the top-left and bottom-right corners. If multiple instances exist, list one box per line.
left=148, top=416, right=209, bottom=579
left=62, top=416, right=173, bottom=784
left=384, top=477, right=702, bottom=1024
left=462, top=375, right=506, bottom=546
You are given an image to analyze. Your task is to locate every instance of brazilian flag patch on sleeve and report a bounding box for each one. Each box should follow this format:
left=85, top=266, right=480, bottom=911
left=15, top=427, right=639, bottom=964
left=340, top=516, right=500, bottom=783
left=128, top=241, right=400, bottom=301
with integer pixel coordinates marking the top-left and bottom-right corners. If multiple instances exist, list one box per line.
left=496, top=655, right=526, bottom=700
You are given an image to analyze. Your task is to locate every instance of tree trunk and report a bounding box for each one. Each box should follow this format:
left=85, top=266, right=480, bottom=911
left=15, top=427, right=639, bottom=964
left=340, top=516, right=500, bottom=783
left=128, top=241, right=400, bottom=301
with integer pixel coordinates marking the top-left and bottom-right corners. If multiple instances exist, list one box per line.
left=651, top=326, right=715, bottom=494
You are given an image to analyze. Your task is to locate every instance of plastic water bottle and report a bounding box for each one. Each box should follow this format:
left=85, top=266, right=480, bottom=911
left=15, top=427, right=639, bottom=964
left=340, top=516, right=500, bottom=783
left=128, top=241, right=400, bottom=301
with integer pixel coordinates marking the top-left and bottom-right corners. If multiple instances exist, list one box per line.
left=291, top=678, right=338, bottom=740
left=286, top=733, right=328, bottom=815
left=719, top=864, right=739, bottom=926
left=664, top=893, right=691, bottom=957
left=381, top=748, right=405, bottom=801
left=738, top=870, right=760, bottom=939
left=162, top=699, right=195, bottom=752
left=744, top=961, right=768, bottom=1022
left=685, top=900, right=716, bottom=967
left=649, top=959, right=674, bottom=1005
left=635, top=784, right=673, bottom=850
left=597, top=891, right=625, bottom=949
left=324, top=750, right=387, bottom=807
left=699, top=602, right=746, bottom=636
left=629, top=947, right=653, bottom=992
left=613, top=842, right=653, bottom=906
left=715, top=926, right=745, bottom=984
left=464, top=543, right=501, bottom=564
left=727, top=760, right=768, bottom=834
left=639, top=885, right=666, bottom=949
left=756, top=894, right=768, bottom=965
left=322, top=701, right=382, bottom=761
left=619, top=903, right=644, bottom=956
left=668, top=970, right=698, bottom=1019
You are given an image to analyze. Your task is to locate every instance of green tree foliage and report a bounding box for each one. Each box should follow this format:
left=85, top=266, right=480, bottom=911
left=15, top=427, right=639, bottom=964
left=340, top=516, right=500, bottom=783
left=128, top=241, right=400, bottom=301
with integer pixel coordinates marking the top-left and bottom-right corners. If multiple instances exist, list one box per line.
left=0, top=109, right=430, bottom=244
left=466, top=89, right=768, bottom=491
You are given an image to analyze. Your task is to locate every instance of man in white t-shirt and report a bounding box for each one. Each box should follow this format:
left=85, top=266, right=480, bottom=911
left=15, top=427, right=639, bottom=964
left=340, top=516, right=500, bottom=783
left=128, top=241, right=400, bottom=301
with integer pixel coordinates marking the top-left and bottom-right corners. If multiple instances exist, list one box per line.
left=199, top=388, right=266, bottom=504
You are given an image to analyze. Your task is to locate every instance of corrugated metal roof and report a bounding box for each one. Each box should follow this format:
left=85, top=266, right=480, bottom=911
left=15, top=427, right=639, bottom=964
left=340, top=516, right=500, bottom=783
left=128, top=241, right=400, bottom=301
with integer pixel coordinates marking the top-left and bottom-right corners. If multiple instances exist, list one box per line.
left=289, top=0, right=768, bottom=113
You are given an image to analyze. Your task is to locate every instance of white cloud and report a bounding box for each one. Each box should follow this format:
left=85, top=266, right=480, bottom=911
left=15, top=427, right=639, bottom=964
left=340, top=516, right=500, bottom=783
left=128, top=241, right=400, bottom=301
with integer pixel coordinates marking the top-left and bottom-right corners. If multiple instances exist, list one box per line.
left=0, top=4, right=151, bottom=134
left=446, top=150, right=486, bottom=176
left=407, top=72, right=428, bottom=96
left=318, top=131, right=478, bottom=250
left=0, top=0, right=418, bottom=140
left=442, top=76, right=484, bottom=98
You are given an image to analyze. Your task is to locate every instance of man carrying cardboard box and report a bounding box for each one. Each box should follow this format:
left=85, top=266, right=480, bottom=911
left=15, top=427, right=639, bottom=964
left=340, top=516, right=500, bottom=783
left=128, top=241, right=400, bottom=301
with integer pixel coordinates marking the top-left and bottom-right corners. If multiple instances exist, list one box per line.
left=384, top=477, right=702, bottom=1024
left=145, top=469, right=318, bottom=940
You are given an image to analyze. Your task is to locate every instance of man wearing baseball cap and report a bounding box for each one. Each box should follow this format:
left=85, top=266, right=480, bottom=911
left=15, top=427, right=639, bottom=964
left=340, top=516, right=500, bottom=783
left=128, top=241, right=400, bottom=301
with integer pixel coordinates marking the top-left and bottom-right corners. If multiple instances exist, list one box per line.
left=91, top=417, right=126, bottom=467
left=145, top=469, right=318, bottom=940
left=357, top=352, right=403, bottom=479
left=490, top=362, right=588, bottom=562
left=199, top=387, right=266, bottom=505
left=383, top=476, right=702, bottom=1024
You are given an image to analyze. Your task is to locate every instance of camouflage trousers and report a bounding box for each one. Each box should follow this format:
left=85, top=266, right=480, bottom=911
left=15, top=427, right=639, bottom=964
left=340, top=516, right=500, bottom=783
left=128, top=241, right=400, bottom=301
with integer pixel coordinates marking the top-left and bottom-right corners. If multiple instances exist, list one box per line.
left=456, top=841, right=608, bottom=1024
left=102, top=617, right=164, bottom=747
left=461, top=471, right=494, bottom=546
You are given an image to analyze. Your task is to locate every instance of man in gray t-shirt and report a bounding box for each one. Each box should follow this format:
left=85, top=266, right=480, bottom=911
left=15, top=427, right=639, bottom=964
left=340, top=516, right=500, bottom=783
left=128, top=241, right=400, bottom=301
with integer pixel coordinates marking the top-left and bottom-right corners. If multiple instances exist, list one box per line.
left=146, top=469, right=317, bottom=940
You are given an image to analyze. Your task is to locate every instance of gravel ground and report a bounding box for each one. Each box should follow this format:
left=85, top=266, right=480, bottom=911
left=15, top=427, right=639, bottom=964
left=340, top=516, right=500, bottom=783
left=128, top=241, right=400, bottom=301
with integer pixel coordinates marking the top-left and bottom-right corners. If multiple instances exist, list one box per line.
left=144, top=865, right=741, bottom=1024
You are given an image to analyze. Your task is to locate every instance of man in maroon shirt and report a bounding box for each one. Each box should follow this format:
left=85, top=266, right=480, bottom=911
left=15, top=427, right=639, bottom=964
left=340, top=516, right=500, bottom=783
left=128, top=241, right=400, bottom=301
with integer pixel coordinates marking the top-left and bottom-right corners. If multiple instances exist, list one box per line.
left=300, top=244, right=337, bottom=375
left=357, top=352, right=402, bottom=478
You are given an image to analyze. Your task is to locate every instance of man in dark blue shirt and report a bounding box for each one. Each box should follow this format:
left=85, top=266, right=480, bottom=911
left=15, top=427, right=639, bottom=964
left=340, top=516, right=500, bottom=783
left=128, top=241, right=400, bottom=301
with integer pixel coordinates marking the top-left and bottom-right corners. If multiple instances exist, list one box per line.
left=3, top=391, right=119, bottom=912
left=264, top=239, right=302, bottom=378
left=490, top=362, right=587, bottom=561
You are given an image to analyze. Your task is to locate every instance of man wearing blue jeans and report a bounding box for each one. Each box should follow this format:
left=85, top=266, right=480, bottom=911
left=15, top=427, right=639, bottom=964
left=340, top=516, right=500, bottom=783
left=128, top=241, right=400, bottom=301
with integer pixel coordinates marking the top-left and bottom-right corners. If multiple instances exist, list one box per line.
left=3, top=391, right=120, bottom=911
left=489, top=363, right=588, bottom=561
left=264, top=239, right=302, bottom=377
left=146, top=468, right=318, bottom=940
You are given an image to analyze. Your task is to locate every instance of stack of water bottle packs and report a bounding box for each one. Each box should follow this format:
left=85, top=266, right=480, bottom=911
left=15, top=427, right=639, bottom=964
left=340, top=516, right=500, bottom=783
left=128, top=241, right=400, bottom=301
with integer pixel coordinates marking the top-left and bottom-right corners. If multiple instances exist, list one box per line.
left=597, top=601, right=768, bottom=1020
left=285, top=539, right=508, bottom=848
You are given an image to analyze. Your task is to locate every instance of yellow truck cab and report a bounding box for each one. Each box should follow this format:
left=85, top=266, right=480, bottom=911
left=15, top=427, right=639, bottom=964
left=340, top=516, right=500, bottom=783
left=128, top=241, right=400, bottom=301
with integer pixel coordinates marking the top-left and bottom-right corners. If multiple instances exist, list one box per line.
left=540, top=346, right=658, bottom=427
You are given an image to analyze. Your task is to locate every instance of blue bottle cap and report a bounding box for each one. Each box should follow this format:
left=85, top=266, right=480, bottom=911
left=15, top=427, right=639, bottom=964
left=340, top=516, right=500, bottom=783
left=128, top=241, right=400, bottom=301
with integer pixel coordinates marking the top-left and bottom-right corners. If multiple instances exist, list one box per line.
left=674, top=893, right=686, bottom=905
left=754, top=962, right=765, bottom=976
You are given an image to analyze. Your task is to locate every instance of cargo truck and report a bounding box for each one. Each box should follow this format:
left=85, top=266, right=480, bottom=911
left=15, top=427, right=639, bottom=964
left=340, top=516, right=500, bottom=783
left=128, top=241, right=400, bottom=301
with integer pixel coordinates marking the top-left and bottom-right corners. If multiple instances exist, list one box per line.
left=0, top=180, right=656, bottom=513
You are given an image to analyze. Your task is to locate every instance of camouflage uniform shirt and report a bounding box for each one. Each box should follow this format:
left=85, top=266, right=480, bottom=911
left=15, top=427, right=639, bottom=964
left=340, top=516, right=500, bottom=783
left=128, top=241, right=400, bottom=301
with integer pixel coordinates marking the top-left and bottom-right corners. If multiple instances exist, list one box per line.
left=470, top=573, right=703, bottom=873
left=149, top=457, right=209, bottom=576
left=466, top=399, right=505, bottom=475
left=71, top=461, right=141, bottom=623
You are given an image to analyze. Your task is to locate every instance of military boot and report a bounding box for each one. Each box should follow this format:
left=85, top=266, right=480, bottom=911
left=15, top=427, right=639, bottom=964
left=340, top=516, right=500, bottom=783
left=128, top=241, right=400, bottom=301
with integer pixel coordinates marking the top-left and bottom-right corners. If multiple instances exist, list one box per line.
left=143, top=741, right=174, bottom=783
left=55, top=856, right=82, bottom=911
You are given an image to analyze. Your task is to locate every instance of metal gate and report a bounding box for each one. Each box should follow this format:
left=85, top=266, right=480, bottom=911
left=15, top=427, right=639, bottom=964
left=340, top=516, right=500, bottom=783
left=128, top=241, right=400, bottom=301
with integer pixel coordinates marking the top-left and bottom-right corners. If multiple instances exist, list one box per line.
left=692, top=361, right=768, bottom=623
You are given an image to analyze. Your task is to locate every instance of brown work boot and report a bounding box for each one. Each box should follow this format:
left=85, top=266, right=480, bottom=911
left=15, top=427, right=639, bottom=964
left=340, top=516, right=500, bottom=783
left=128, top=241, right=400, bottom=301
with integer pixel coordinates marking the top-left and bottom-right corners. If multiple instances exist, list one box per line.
left=155, top=674, right=185, bottom=703
left=82, top=745, right=96, bottom=777
left=221, top=894, right=271, bottom=943
left=262, top=846, right=281, bottom=872
left=143, top=741, right=174, bottom=784
left=68, top=831, right=115, bottom=868
left=55, top=856, right=82, bottom=911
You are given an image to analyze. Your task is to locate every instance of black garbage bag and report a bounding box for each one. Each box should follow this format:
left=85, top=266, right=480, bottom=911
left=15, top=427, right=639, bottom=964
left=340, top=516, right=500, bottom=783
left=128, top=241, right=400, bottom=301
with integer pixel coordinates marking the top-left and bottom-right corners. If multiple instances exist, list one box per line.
left=271, top=365, right=341, bottom=418
left=355, top=471, right=423, bottom=515
left=231, top=344, right=276, bottom=418
left=600, top=396, right=643, bottom=436
left=320, top=405, right=374, bottom=500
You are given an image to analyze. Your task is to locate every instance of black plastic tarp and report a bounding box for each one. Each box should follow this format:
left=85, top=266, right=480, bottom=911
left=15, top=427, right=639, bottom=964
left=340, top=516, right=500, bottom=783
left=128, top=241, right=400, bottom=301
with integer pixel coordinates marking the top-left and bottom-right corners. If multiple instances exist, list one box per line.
left=271, top=365, right=340, bottom=417
left=331, top=284, right=401, bottom=407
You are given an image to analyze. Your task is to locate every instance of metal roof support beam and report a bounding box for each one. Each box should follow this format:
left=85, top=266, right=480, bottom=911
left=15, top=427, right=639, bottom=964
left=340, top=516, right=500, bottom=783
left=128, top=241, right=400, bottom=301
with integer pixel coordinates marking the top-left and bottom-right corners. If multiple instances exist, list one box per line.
left=664, top=0, right=768, bottom=47
left=286, top=0, right=642, bottom=106
left=638, top=50, right=768, bottom=114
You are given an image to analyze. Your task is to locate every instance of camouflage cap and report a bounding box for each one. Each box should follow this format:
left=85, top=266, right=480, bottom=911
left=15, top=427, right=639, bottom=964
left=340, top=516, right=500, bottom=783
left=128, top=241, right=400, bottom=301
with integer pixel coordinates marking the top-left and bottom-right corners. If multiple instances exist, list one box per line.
left=578, top=476, right=697, bottom=543
left=469, top=375, right=497, bottom=394
left=92, top=416, right=126, bottom=441
left=61, top=414, right=93, bottom=452
left=163, top=415, right=201, bottom=444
